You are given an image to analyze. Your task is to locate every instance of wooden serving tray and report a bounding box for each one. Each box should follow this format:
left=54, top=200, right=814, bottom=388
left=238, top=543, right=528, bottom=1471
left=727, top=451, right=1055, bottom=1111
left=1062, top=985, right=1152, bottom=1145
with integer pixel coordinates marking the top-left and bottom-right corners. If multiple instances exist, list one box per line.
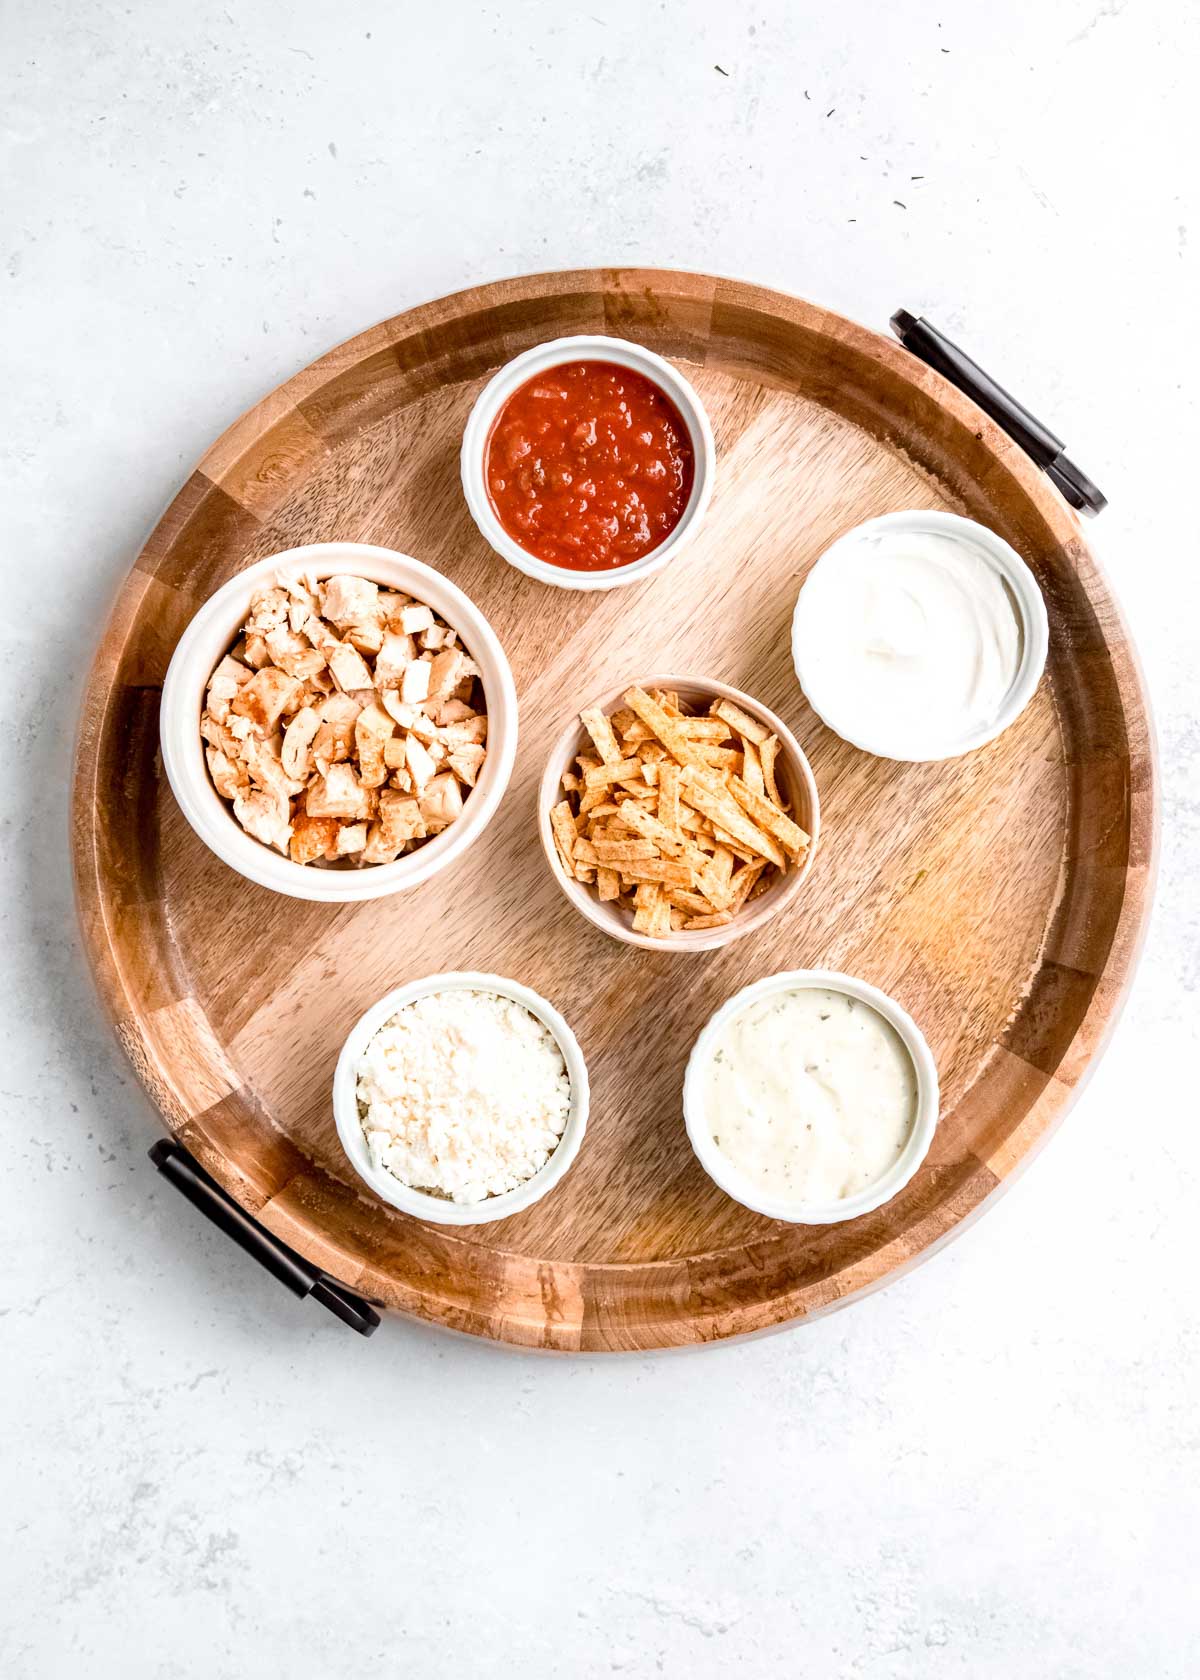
left=72, top=270, right=1154, bottom=1351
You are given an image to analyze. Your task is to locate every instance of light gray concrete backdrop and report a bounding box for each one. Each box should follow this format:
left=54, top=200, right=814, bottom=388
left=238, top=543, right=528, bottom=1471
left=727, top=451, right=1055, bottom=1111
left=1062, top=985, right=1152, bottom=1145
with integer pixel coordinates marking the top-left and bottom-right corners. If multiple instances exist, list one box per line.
left=3, top=1, right=1198, bottom=1675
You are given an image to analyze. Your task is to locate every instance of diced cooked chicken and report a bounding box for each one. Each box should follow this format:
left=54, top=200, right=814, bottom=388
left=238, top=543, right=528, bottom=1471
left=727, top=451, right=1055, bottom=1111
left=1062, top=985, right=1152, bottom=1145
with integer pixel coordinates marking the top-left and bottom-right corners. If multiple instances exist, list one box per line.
left=232, top=788, right=293, bottom=852
left=240, top=735, right=306, bottom=801
left=299, top=611, right=340, bottom=653
left=264, top=624, right=328, bottom=681
left=378, top=789, right=426, bottom=849
left=427, top=647, right=465, bottom=700
left=231, top=666, right=302, bottom=732
left=305, top=762, right=371, bottom=820
left=281, top=706, right=321, bottom=781
left=360, top=820, right=402, bottom=865
left=346, top=618, right=384, bottom=656
left=404, top=733, right=437, bottom=793
left=447, top=743, right=486, bottom=787
left=380, top=692, right=422, bottom=729
left=335, top=822, right=368, bottom=856
left=400, top=657, right=431, bottom=705
left=398, top=603, right=435, bottom=634
left=327, top=640, right=375, bottom=694
left=431, top=696, right=477, bottom=726
left=320, top=574, right=379, bottom=628
left=441, top=715, right=487, bottom=746
left=418, top=772, right=464, bottom=832
left=374, top=632, right=416, bottom=688
left=245, top=586, right=290, bottom=634
left=289, top=810, right=341, bottom=865
left=206, top=745, right=247, bottom=800
left=354, top=702, right=395, bottom=788
left=201, top=572, right=485, bottom=868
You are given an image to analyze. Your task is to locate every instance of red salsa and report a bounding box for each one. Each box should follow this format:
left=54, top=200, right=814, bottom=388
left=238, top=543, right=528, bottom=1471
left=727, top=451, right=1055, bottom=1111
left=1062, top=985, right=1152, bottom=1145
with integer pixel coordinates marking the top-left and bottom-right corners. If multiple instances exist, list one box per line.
left=485, top=360, right=695, bottom=571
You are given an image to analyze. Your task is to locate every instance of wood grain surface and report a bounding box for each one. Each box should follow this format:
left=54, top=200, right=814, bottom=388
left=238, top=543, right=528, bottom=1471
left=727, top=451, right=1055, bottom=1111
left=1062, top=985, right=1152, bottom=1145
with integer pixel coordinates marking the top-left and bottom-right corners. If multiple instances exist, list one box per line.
left=71, top=269, right=1155, bottom=1351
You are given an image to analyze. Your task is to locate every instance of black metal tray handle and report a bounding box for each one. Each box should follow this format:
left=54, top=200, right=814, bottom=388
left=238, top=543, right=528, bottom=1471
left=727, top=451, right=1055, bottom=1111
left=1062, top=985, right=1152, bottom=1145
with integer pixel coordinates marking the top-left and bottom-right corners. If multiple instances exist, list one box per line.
left=150, top=1140, right=381, bottom=1336
left=890, top=309, right=1106, bottom=516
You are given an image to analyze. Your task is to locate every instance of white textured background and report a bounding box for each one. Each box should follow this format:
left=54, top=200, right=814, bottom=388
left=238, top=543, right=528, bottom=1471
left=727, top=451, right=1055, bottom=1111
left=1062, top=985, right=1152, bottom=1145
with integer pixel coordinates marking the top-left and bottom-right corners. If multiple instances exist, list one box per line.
left=4, top=2, right=1198, bottom=1674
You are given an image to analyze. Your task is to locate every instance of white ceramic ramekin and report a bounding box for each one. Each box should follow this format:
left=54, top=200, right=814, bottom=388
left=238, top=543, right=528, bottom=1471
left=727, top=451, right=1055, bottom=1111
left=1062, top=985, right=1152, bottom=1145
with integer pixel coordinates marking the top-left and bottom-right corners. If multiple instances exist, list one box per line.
left=159, top=542, right=518, bottom=902
left=537, top=674, right=820, bottom=954
left=683, top=968, right=940, bottom=1225
left=791, top=509, right=1050, bottom=762
left=460, top=334, right=716, bottom=591
left=332, top=971, right=589, bottom=1226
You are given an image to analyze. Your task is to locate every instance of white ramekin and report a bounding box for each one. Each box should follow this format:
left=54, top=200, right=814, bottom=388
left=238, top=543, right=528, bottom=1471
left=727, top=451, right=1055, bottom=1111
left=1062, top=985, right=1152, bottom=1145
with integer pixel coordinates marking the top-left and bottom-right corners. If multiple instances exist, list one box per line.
left=538, top=674, right=819, bottom=953
left=683, top=968, right=940, bottom=1225
left=791, top=509, right=1050, bottom=762
left=332, top=971, right=589, bottom=1226
left=460, top=334, right=716, bottom=592
left=159, top=542, right=518, bottom=902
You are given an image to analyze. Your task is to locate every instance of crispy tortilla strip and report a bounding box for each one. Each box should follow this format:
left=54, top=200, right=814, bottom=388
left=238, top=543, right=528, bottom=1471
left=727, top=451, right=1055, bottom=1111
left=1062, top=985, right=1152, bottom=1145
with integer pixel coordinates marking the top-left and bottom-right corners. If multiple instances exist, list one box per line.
left=580, top=706, right=623, bottom=766
left=640, top=761, right=659, bottom=787
left=616, top=857, right=693, bottom=889
left=650, top=890, right=672, bottom=936
left=728, top=859, right=768, bottom=912
left=666, top=887, right=719, bottom=915
left=658, top=761, right=681, bottom=833
left=698, top=844, right=736, bottom=909
left=728, top=777, right=810, bottom=856
left=695, top=745, right=743, bottom=774
left=576, top=864, right=597, bottom=884
left=610, top=706, right=637, bottom=735
left=577, top=782, right=608, bottom=817
left=584, top=756, right=643, bottom=789
left=710, top=823, right=758, bottom=864
left=741, top=738, right=764, bottom=795
left=610, top=800, right=711, bottom=875
left=759, top=734, right=783, bottom=807
left=684, top=911, right=733, bottom=930
left=678, top=767, right=787, bottom=867
left=710, top=697, right=770, bottom=745
left=550, top=800, right=578, bottom=876
left=632, top=881, right=662, bottom=934
left=593, top=837, right=658, bottom=862
left=596, top=866, right=622, bottom=901
left=679, top=718, right=731, bottom=741
left=572, top=835, right=599, bottom=865
left=622, top=686, right=707, bottom=769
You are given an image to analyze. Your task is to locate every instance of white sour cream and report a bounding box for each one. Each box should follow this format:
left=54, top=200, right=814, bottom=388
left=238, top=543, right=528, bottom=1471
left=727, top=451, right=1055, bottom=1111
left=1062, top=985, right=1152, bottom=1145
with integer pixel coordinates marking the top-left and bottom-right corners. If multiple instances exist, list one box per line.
left=793, top=522, right=1026, bottom=761
left=701, top=987, right=917, bottom=1206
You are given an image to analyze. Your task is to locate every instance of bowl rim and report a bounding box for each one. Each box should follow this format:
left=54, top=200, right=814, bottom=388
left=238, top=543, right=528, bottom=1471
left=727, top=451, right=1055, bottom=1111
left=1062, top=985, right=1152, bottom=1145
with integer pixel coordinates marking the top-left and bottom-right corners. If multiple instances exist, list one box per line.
left=537, top=672, right=820, bottom=953
left=159, top=541, right=518, bottom=903
left=682, top=967, right=940, bottom=1224
left=790, top=508, right=1050, bottom=763
left=459, top=333, right=716, bottom=593
left=331, top=970, right=590, bottom=1226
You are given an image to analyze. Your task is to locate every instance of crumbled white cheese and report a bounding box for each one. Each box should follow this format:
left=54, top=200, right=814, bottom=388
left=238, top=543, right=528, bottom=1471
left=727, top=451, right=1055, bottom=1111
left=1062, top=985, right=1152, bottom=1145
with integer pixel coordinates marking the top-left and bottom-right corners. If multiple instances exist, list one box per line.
left=356, top=989, right=572, bottom=1203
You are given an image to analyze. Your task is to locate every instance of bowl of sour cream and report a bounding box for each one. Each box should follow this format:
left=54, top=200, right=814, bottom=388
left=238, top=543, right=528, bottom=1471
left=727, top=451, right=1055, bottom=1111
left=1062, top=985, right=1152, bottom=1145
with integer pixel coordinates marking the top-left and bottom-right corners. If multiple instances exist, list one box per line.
left=790, top=510, right=1048, bottom=762
left=682, top=969, right=939, bottom=1225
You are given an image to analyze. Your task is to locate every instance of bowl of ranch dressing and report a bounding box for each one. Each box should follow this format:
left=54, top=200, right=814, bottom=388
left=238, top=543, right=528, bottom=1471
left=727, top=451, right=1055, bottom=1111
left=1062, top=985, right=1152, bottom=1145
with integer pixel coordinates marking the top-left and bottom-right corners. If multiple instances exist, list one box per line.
left=683, top=969, right=939, bottom=1224
left=791, top=510, right=1048, bottom=762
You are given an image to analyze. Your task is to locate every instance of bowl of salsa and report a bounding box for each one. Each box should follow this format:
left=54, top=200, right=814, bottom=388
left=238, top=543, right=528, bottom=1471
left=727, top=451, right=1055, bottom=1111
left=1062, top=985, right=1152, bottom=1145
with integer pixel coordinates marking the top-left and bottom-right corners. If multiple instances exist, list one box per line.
left=461, top=335, right=715, bottom=591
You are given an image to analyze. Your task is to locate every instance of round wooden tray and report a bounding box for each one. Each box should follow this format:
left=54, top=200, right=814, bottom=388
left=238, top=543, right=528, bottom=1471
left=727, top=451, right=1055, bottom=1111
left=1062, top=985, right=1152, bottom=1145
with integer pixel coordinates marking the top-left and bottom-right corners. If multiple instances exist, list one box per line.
left=72, top=269, right=1155, bottom=1351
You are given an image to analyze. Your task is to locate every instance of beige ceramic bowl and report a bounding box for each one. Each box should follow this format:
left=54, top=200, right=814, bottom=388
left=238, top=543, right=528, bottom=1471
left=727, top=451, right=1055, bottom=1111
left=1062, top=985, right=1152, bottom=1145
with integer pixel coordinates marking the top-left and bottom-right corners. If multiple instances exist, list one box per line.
left=537, top=674, right=820, bottom=953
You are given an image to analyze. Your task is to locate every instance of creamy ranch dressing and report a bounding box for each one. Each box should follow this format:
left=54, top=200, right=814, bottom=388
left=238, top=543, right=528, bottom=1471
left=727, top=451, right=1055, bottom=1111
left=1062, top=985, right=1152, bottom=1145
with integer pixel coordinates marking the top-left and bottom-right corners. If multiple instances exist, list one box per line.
left=794, top=526, right=1024, bottom=760
left=702, top=987, right=917, bottom=1205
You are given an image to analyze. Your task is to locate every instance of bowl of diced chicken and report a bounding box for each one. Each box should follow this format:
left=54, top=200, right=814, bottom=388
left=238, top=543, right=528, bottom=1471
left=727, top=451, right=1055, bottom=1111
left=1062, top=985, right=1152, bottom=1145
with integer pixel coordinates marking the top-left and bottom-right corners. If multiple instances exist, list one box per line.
left=159, top=543, right=518, bottom=901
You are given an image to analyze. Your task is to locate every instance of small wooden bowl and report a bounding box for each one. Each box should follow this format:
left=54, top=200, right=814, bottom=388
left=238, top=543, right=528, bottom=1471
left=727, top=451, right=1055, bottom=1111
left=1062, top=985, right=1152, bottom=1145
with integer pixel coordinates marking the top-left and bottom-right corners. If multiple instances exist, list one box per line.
left=537, top=674, right=820, bottom=953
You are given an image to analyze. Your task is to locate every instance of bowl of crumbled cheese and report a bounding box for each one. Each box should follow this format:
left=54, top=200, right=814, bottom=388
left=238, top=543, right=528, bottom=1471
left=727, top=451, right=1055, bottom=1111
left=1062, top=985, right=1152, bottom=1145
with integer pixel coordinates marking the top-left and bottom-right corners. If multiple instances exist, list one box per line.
left=333, top=972, right=589, bottom=1225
